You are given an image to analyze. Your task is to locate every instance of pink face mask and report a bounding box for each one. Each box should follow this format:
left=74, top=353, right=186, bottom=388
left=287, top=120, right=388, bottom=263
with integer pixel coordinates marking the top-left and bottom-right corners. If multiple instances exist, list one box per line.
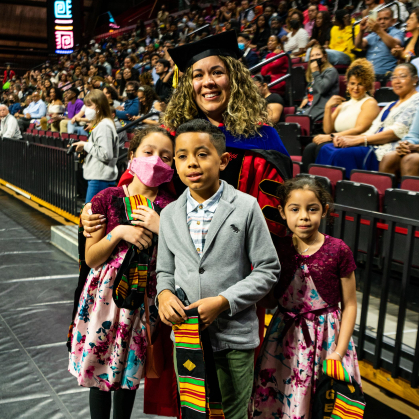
left=128, top=155, right=174, bottom=187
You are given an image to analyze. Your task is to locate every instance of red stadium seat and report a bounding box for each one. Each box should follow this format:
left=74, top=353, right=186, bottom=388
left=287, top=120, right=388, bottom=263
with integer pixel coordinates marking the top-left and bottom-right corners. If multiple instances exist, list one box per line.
left=350, top=170, right=395, bottom=211
left=283, top=107, right=296, bottom=117
left=291, top=155, right=302, bottom=162
left=297, top=173, right=332, bottom=194
left=124, top=141, right=130, bottom=149
left=335, top=65, right=349, bottom=74
left=401, top=176, right=419, bottom=192
left=29, top=123, right=35, bottom=129
left=292, top=57, right=301, bottom=64
left=293, top=161, right=302, bottom=177
left=52, top=132, right=60, bottom=138
left=373, top=81, right=381, bottom=93
left=285, top=114, right=311, bottom=136
left=308, top=164, right=346, bottom=194
left=78, top=135, right=88, bottom=142
left=127, top=132, right=135, bottom=141
left=339, top=75, right=347, bottom=98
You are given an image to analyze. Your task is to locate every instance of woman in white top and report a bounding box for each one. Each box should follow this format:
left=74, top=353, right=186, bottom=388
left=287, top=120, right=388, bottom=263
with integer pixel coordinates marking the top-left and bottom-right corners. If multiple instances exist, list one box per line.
left=302, top=59, right=380, bottom=170
left=40, top=87, right=65, bottom=131
left=283, top=10, right=309, bottom=57
left=69, top=89, right=119, bottom=203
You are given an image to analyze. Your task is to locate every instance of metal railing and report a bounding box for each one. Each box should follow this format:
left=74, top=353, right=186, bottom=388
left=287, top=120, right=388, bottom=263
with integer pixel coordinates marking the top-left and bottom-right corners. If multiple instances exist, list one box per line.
left=325, top=204, right=419, bottom=387
left=0, top=137, right=77, bottom=216
left=249, top=52, right=293, bottom=106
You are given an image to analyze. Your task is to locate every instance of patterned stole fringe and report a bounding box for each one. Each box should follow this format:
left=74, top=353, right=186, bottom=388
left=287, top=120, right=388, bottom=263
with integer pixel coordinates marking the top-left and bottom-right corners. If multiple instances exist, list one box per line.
left=173, top=309, right=225, bottom=419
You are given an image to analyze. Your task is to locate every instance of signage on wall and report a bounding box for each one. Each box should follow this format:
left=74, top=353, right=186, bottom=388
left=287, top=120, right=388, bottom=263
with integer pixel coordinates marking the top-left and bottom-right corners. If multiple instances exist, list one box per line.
left=47, top=0, right=82, bottom=55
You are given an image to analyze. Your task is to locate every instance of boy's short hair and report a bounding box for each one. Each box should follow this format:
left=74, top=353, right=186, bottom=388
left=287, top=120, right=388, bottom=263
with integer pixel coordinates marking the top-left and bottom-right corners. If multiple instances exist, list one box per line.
left=175, top=119, right=226, bottom=155
left=157, top=59, right=171, bottom=70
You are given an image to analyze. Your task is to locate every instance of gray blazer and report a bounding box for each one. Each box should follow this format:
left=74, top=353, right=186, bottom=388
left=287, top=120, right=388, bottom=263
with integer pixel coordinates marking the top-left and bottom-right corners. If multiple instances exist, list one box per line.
left=156, top=181, right=280, bottom=350
left=304, top=66, right=339, bottom=121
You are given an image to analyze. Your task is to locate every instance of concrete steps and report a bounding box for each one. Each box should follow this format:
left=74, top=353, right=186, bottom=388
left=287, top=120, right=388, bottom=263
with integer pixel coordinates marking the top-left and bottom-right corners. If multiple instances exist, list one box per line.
left=51, top=225, right=78, bottom=261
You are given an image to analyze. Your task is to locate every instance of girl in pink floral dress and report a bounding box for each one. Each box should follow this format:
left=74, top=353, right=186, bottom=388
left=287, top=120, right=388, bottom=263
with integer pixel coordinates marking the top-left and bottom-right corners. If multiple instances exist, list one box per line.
left=68, top=127, right=175, bottom=419
left=251, top=177, right=361, bottom=419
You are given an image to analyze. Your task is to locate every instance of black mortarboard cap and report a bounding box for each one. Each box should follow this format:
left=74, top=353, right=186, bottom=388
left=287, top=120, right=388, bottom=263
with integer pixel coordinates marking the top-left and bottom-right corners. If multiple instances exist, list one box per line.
left=168, top=31, right=243, bottom=73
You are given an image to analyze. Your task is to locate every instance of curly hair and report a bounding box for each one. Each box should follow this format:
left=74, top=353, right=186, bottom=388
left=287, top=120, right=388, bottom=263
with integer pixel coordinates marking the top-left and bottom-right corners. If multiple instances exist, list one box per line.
left=345, top=58, right=375, bottom=92
left=140, top=72, right=153, bottom=86
left=162, top=56, right=270, bottom=137
left=139, top=85, right=160, bottom=114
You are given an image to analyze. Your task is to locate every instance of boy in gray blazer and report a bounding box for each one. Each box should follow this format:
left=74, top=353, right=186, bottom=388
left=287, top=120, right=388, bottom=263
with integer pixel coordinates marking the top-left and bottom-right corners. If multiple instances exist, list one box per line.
left=156, top=119, right=280, bottom=418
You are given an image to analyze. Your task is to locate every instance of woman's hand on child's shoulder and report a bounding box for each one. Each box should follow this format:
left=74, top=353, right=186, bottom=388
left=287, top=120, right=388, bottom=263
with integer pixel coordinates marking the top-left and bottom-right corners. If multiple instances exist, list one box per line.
left=131, top=206, right=160, bottom=235
left=158, top=290, right=188, bottom=326
left=116, top=225, right=153, bottom=249
left=81, top=203, right=106, bottom=238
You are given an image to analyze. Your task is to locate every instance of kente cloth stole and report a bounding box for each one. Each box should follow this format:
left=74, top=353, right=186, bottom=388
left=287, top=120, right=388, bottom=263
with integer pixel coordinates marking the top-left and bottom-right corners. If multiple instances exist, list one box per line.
left=173, top=308, right=225, bottom=419
left=112, top=194, right=159, bottom=310
left=331, top=393, right=366, bottom=419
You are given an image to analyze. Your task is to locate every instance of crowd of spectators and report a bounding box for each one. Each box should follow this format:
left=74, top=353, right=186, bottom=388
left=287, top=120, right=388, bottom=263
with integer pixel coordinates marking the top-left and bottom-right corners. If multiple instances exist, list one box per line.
left=1, top=0, right=419, bottom=180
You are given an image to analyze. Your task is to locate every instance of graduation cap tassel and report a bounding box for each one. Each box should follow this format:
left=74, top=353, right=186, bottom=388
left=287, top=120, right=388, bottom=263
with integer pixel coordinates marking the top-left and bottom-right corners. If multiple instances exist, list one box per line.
left=172, top=65, right=179, bottom=89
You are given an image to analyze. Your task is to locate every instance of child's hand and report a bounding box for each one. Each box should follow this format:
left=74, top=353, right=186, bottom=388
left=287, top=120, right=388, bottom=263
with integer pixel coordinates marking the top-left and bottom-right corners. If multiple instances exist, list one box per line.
left=158, top=290, right=188, bottom=326
left=116, top=225, right=153, bottom=249
left=186, top=296, right=230, bottom=330
left=81, top=203, right=106, bottom=238
left=131, top=206, right=160, bottom=234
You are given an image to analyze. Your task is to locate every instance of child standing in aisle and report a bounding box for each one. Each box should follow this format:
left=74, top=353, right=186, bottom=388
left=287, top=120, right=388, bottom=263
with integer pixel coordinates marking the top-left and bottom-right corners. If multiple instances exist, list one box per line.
left=68, top=127, right=176, bottom=419
left=251, top=177, right=361, bottom=418
left=156, top=119, right=280, bottom=419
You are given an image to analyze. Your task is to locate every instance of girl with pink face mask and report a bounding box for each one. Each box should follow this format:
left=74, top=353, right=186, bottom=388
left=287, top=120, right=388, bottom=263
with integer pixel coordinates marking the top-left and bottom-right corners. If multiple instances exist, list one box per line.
left=67, top=126, right=175, bottom=419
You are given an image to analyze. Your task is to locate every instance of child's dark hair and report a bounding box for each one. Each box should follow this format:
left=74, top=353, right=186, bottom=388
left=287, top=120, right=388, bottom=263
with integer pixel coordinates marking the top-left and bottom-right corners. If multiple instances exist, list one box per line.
left=276, top=177, right=334, bottom=220
left=175, top=119, right=226, bottom=155
left=128, top=126, right=174, bottom=157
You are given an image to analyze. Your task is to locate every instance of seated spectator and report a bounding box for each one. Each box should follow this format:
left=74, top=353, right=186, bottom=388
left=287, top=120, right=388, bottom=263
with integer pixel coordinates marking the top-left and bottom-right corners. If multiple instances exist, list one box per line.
left=154, top=59, right=173, bottom=102
left=58, top=72, right=71, bottom=90
left=304, top=4, right=318, bottom=37
left=299, top=44, right=339, bottom=121
left=103, top=85, right=121, bottom=108
left=391, top=9, right=419, bottom=63
left=115, top=81, right=140, bottom=121
left=355, top=8, right=404, bottom=82
left=69, top=105, right=89, bottom=136
left=251, top=15, right=271, bottom=50
left=16, top=90, right=47, bottom=132
left=41, top=87, right=65, bottom=131
left=130, top=86, right=163, bottom=127
left=253, top=74, right=284, bottom=124
left=384, top=0, right=409, bottom=23
left=238, top=33, right=260, bottom=69
left=91, top=76, right=105, bottom=89
left=238, top=0, right=255, bottom=24
left=324, top=9, right=356, bottom=65
left=270, top=17, right=287, bottom=39
left=110, top=106, right=128, bottom=149
left=123, top=56, right=140, bottom=80
left=283, top=10, right=309, bottom=57
left=60, top=87, right=84, bottom=134
left=277, top=1, right=288, bottom=24
left=302, top=59, right=380, bottom=170
left=0, top=104, right=22, bottom=139
left=303, top=0, right=328, bottom=25
left=360, top=0, right=380, bottom=18
left=8, top=93, right=22, bottom=116
left=3, top=64, right=15, bottom=85
left=317, top=64, right=419, bottom=174
left=119, top=67, right=135, bottom=97
left=305, top=11, right=331, bottom=54
left=260, top=35, right=289, bottom=96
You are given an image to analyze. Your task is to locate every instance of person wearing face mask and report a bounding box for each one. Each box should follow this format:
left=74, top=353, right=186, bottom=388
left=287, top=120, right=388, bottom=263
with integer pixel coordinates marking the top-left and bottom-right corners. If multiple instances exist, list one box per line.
left=8, top=93, right=22, bottom=116
left=67, top=126, right=176, bottom=419
left=298, top=44, right=339, bottom=122
left=237, top=33, right=259, bottom=68
left=283, top=10, right=309, bottom=57
left=0, top=104, right=22, bottom=139
left=115, top=81, right=140, bottom=122
left=69, top=89, right=119, bottom=203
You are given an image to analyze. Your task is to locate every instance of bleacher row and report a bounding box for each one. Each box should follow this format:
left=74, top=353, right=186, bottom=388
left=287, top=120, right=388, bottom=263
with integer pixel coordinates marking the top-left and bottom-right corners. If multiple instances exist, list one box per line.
left=23, top=124, right=88, bottom=148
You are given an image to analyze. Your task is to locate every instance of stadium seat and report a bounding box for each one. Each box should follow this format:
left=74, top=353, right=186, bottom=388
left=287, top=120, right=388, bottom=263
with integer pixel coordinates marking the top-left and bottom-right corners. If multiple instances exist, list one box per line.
left=293, top=161, right=302, bottom=177
left=401, top=176, right=419, bottom=192
left=291, top=155, right=302, bottom=162
left=335, top=180, right=380, bottom=253
left=38, top=130, right=47, bottom=145
left=350, top=170, right=396, bottom=210
left=374, top=87, right=398, bottom=104
left=296, top=173, right=332, bottom=194
left=383, top=188, right=419, bottom=266
left=308, top=164, right=346, bottom=194
left=285, top=114, right=311, bottom=136
left=288, top=66, right=306, bottom=103
left=127, top=132, right=135, bottom=141
left=45, top=131, right=55, bottom=146
left=339, top=75, right=347, bottom=98
left=335, top=65, right=349, bottom=74
left=78, top=135, right=88, bottom=142
left=29, top=123, right=35, bottom=130
left=373, top=81, right=381, bottom=92
left=61, top=132, right=70, bottom=148
left=291, top=57, right=301, bottom=64
left=283, top=106, right=296, bottom=118
left=276, top=122, right=302, bottom=156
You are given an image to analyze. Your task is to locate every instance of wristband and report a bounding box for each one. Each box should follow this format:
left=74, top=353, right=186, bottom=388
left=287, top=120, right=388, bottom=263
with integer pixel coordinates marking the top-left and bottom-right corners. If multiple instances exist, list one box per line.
left=334, top=351, right=343, bottom=360
left=364, top=136, right=368, bottom=147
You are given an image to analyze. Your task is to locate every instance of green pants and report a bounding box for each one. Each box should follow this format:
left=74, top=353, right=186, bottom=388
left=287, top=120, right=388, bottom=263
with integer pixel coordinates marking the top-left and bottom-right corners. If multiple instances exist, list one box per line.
left=174, top=347, right=255, bottom=419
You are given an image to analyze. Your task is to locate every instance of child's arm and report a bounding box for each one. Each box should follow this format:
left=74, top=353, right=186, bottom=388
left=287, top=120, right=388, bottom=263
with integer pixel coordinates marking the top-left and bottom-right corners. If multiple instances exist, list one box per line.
left=85, top=224, right=153, bottom=269
left=327, top=271, right=357, bottom=362
left=156, top=217, right=188, bottom=325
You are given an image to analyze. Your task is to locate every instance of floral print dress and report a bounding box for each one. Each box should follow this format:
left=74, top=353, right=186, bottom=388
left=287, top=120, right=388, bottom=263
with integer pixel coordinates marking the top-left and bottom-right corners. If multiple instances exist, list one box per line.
left=68, top=186, right=174, bottom=391
left=251, top=235, right=361, bottom=418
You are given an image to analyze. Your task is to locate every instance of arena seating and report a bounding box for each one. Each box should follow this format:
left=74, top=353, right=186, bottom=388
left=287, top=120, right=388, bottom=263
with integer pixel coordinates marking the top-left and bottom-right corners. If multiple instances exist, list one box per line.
left=296, top=173, right=332, bottom=194
left=401, top=176, right=419, bottom=192
left=292, top=161, right=302, bottom=177
left=308, top=164, right=345, bottom=194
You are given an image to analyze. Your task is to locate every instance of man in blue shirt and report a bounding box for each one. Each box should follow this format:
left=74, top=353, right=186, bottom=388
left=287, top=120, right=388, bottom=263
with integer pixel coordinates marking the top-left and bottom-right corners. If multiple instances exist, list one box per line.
left=16, top=90, right=47, bottom=132
left=115, top=81, right=139, bottom=121
left=355, top=8, right=404, bottom=82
